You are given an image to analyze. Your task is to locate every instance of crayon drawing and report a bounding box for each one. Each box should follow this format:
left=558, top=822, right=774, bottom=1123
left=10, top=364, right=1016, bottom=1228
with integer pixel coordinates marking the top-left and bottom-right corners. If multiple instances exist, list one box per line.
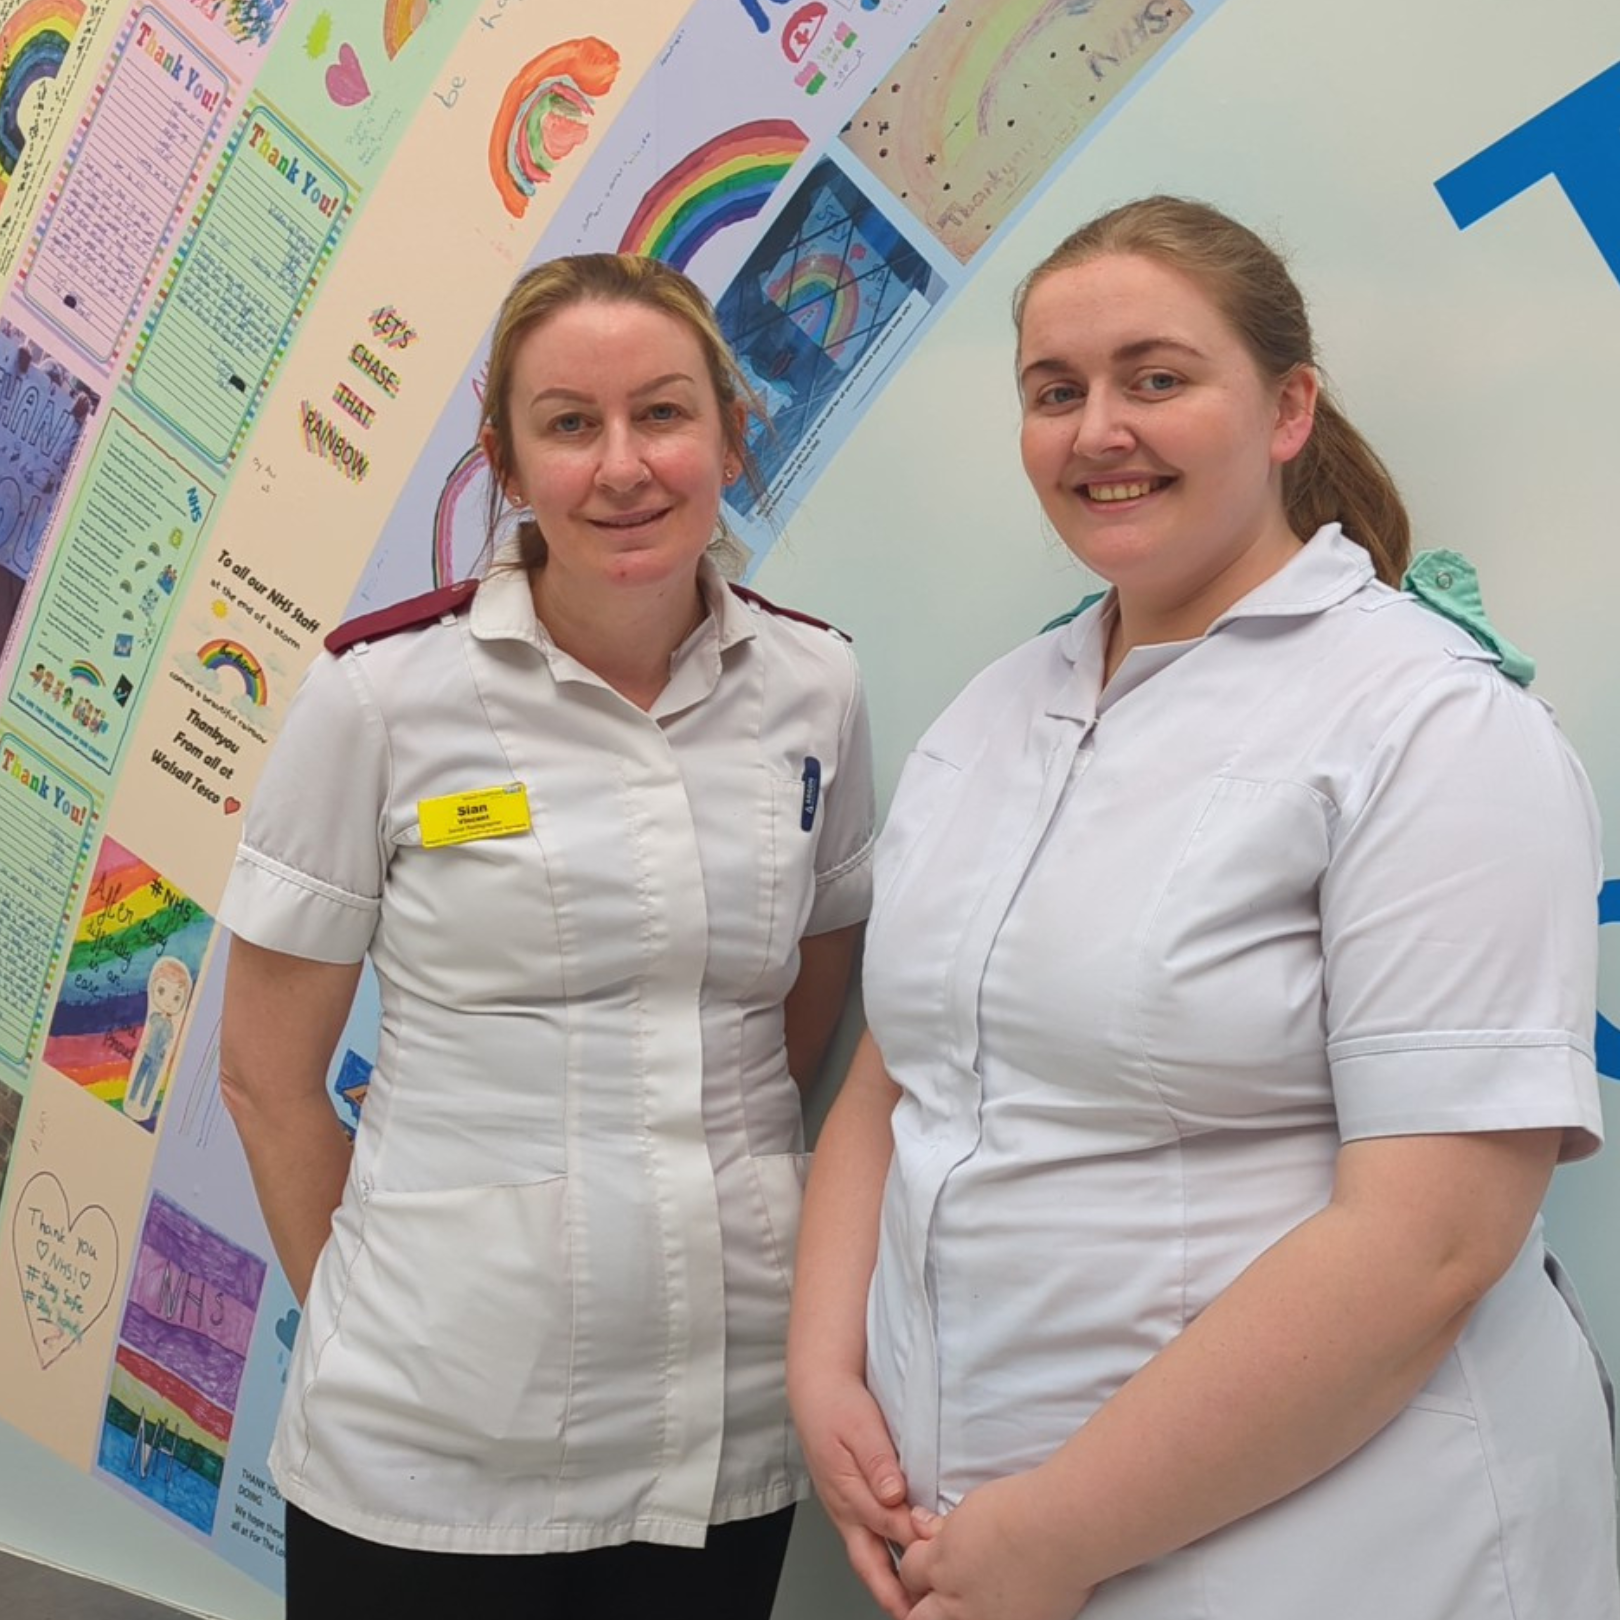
left=382, top=0, right=437, bottom=61
left=43, top=837, right=212, bottom=1131
left=97, top=1193, right=266, bottom=1534
left=489, top=37, right=621, bottom=220
left=215, top=0, right=291, bottom=51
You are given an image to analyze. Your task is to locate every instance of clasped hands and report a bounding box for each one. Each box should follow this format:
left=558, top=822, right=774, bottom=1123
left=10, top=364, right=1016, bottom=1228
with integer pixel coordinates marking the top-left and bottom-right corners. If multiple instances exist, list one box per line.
left=797, top=1376, right=1095, bottom=1620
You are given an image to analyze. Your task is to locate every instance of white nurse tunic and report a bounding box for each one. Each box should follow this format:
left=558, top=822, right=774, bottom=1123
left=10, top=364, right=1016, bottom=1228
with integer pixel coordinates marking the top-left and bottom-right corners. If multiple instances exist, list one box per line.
left=864, top=525, right=1617, bottom=1617
left=218, top=553, right=874, bottom=1554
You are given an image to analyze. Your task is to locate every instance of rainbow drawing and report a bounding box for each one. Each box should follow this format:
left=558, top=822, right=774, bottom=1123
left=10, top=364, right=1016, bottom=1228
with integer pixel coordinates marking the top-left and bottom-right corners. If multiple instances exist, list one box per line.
left=70, top=659, right=104, bottom=686
left=0, top=0, right=86, bottom=191
left=196, top=638, right=267, bottom=705
left=43, top=838, right=213, bottom=1107
left=619, top=119, right=809, bottom=272
left=97, top=1195, right=266, bottom=1534
left=767, top=251, right=862, bottom=355
left=382, top=0, right=432, bottom=60
left=433, top=445, right=488, bottom=588
left=489, top=37, right=620, bottom=220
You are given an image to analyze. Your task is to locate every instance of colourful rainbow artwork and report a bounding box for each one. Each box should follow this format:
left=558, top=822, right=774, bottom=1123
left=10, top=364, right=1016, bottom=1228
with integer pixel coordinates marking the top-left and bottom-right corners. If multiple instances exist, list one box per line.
left=489, top=37, right=620, bottom=220
left=767, top=251, right=861, bottom=355
left=619, top=119, right=809, bottom=272
left=97, top=1196, right=266, bottom=1534
left=381, top=0, right=432, bottom=60
left=433, top=444, right=487, bottom=588
left=196, top=638, right=267, bottom=705
left=43, top=838, right=213, bottom=1109
left=0, top=0, right=86, bottom=192
left=70, top=659, right=104, bottom=686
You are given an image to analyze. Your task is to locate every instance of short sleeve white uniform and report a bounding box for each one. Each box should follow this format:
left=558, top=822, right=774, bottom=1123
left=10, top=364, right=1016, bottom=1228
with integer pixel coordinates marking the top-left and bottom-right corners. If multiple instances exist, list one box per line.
left=865, top=526, right=1617, bottom=1619
left=217, top=553, right=874, bottom=1554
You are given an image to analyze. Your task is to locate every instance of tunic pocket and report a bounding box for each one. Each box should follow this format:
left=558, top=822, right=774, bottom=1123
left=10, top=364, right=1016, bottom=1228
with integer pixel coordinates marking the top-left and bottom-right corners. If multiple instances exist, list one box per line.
left=313, top=1177, right=573, bottom=1474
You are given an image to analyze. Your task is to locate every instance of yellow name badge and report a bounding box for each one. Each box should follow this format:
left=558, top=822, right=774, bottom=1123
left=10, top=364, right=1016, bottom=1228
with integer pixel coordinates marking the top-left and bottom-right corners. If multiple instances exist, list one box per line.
left=417, top=783, right=531, bottom=848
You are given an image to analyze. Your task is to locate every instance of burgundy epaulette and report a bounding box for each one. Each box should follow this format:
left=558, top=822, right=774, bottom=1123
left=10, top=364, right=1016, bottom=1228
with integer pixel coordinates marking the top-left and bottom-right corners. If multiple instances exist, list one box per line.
left=728, top=583, right=851, bottom=641
left=324, top=579, right=479, bottom=655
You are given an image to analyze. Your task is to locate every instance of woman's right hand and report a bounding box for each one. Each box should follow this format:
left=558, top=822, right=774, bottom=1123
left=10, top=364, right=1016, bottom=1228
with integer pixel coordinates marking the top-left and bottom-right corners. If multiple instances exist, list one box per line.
left=794, top=1370, right=916, bottom=1619
left=788, top=1030, right=912, bottom=1612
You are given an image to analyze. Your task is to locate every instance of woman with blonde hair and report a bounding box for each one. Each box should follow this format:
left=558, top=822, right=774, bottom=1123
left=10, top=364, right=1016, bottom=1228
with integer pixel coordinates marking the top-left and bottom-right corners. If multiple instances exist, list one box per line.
left=790, top=196, right=1617, bottom=1619
left=220, top=253, right=874, bottom=1618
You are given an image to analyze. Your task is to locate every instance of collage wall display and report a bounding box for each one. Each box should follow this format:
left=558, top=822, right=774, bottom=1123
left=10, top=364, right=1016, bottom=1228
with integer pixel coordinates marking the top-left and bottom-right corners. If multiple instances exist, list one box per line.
left=0, top=0, right=1224, bottom=1590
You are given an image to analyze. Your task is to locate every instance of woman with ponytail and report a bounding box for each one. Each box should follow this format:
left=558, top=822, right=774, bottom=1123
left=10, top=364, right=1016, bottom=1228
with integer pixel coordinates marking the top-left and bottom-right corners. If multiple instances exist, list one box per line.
left=790, top=197, right=1617, bottom=1620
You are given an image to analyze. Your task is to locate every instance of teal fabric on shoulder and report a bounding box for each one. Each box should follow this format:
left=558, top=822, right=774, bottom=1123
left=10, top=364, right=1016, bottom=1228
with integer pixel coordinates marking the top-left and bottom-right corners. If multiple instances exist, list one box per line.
left=1041, top=590, right=1107, bottom=634
left=1401, top=549, right=1535, bottom=687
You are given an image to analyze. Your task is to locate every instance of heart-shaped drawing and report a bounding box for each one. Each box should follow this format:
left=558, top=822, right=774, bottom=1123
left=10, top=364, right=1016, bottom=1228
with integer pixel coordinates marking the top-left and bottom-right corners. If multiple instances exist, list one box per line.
left=325, top=42, right=370, bottom=108
left=275, top=1307, right=300, bottom=1351
left=541, top=110, right=590, bottom=163
left=223, top=796, right=242, bottom=815
left=10, top=1171, right=121, bottom=1370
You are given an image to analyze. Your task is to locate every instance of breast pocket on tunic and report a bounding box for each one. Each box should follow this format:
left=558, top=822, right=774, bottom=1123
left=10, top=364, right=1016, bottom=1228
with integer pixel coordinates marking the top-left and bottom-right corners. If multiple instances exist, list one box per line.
left=313, top=1177, right=574, bottom=1473
left=1138, top=775, right=1334, bottom=1120
left=695, top=773, right=821, bottom=997
left=384, top=817, right=569, bottom=1005
left=870, top=751, right=964, bottom=919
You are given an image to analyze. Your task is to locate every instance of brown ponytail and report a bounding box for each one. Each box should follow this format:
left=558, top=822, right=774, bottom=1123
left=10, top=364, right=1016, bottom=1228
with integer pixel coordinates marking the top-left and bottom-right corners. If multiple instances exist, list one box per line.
left=1284, top=394, right=1409, bottom=585
left=1013, top=197, right=1410, bottom=584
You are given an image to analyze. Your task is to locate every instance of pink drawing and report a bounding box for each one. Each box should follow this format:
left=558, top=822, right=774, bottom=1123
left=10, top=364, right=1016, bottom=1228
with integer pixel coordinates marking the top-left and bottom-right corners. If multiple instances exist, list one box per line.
left=325, top=42, right=370, bottom=107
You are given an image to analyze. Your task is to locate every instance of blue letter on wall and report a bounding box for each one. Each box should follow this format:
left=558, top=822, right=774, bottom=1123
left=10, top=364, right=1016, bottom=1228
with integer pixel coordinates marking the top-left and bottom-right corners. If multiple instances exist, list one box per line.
left=1436, top=61, right=1620, bottom=288
left=1598, top=882, right=1620, bottom=1082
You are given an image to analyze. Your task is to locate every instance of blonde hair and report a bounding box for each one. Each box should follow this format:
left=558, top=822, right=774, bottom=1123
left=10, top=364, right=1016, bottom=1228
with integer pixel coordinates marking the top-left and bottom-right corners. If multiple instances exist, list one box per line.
left=1013, top=197, right=1410, bottom=584
left=479, top=253, right=763, bottom=571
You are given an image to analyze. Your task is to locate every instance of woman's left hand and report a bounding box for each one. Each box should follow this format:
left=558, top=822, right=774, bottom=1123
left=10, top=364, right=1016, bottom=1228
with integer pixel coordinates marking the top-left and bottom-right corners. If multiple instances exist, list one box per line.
left=897, top=1470, right=1096, bottom=1620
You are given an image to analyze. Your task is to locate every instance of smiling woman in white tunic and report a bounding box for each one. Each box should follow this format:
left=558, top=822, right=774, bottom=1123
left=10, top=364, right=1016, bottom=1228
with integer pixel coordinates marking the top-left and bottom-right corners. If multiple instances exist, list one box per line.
left=217, top=254, right=874, bottom=1620
left=788, top=197, right=1618, bottom=1620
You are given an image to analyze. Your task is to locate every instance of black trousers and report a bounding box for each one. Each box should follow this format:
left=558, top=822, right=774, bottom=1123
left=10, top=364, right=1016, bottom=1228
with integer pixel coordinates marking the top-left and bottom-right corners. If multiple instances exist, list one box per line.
left=283, top=1501, right=796, bottom=1619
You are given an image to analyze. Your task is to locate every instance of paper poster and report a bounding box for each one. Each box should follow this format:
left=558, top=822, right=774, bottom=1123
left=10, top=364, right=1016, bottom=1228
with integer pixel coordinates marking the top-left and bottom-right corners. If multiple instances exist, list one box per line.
left=5, top=408, right=212, bottom=774
left=20, top=9, right=232, bottom=371
left=43, top=835, right=213, bottom=1133
left=843, top=0, right=1194, bottom=263
left=128, top=102, right=351, bottom=466
left=0, top=0, right=119, bottom=283
left=147, top=547, right=299, bottom=812
left=0, top=730, right=98, bottom=1079
left=718, top=155, right=944, bottom=524
left=96, top=1191, right=266, bottom=1538
left=0, top=312, right=101, bottom=656
left=0, top=1071, right=154, bottom=1461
